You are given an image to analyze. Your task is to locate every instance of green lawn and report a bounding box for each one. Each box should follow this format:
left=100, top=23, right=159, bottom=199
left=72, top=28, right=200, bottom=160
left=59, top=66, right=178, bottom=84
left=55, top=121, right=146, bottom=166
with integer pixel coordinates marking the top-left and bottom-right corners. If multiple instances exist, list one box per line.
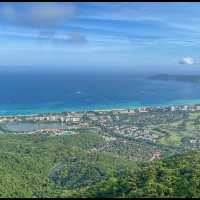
left=159, top=132, right=182, bottom=146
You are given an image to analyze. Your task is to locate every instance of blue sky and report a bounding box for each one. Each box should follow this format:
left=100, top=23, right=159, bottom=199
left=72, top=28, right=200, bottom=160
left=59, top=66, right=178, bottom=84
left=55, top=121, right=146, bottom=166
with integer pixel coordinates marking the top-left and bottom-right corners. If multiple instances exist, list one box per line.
left=0, top=2, right=200, bottom=72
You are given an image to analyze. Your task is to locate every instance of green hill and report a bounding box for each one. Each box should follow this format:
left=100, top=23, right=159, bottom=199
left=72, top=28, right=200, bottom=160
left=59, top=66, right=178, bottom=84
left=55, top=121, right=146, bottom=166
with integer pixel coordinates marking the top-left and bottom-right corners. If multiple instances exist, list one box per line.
left=75, top=150, right=200, bottom=198
left=0, top=133, right=200, bottom=198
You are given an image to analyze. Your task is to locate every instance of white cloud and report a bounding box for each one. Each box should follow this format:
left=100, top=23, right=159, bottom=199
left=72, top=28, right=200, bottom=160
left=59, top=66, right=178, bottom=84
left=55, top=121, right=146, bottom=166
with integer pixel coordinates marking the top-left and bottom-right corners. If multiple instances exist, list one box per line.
left=179, top=57, right=195, bottom=65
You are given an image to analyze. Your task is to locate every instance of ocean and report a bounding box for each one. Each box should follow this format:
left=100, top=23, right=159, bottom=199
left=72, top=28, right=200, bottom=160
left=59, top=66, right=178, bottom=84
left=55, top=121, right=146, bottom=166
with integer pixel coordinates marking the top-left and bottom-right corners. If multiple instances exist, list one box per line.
left=1, top=71, right=200, bottom=115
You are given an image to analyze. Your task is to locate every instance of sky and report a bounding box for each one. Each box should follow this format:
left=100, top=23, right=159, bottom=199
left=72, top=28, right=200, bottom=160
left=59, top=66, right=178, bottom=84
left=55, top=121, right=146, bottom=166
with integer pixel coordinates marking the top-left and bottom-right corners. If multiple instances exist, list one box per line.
left=1, top=2, right=200, bottom=73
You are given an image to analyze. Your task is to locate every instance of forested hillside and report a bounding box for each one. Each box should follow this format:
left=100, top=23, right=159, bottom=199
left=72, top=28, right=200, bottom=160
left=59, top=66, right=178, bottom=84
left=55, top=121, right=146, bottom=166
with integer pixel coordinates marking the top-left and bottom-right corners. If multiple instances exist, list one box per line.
left=0, top=133, right=200, bottom=198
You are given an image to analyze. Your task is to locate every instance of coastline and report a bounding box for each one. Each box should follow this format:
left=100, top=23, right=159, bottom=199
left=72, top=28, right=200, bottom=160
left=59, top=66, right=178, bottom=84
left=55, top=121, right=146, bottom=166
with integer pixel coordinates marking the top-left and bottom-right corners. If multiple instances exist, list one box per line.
left=1, top=98, right=200, bottom=117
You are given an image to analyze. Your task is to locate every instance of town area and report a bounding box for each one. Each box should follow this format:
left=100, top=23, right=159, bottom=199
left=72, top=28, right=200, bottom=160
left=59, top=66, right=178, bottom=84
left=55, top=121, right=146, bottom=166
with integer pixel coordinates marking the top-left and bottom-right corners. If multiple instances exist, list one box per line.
left=1, top=104, right=200, bottom=161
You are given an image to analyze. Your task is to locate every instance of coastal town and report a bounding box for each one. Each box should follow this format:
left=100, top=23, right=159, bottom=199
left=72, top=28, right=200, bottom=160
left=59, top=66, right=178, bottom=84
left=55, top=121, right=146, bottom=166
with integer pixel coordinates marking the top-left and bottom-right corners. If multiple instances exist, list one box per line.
left=1, top=104, right=200, bottom=161
left=0, top=103, right=198, bottom=124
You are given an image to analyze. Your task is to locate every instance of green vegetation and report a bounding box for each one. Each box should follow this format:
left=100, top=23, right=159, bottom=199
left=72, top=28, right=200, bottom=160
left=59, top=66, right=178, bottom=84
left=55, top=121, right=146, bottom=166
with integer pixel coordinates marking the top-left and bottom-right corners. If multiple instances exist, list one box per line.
left=2, top=109, right=200, bottom=197
left=159, top=132, right=182, bottom=146
left=76, top=150, right=200, bottom=198
left=1, top=132, right=200, bottom=198
left=0, top=133, right=137, bottom=198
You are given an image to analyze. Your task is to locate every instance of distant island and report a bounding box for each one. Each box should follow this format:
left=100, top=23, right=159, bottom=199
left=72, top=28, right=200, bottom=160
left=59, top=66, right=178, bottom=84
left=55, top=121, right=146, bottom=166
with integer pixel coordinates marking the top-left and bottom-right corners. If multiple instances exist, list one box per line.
left=148, top=74, right=200, bottom=83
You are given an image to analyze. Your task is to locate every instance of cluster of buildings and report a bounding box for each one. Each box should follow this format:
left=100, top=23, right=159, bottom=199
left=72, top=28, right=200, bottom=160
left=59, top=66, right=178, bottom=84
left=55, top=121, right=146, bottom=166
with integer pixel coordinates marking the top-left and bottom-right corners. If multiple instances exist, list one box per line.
left=105, top=125, right=163, bottom=143
left=0, top=112, right=83, bottom=124
left=1, top=103, right=200, bottom=123
left=29, top=129, right=77, bottom=136
left=31, top=128, right=66, bottom=136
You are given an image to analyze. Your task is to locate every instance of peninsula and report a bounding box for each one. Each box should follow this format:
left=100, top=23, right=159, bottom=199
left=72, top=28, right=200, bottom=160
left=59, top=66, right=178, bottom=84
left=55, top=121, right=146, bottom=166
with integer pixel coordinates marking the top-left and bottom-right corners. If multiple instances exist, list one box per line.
left=148, top=74, right=200, bottom=83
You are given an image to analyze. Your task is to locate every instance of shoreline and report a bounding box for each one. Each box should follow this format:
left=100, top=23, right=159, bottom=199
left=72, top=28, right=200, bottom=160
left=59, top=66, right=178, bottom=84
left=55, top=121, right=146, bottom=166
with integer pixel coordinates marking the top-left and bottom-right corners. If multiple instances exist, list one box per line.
left=1, top=100, right=200, bottom=117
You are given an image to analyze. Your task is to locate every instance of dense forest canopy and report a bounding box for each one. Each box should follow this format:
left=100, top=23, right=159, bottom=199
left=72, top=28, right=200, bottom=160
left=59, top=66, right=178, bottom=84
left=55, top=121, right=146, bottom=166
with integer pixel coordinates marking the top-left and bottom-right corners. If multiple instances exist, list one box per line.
left=0, top=133, right=200, bottom=198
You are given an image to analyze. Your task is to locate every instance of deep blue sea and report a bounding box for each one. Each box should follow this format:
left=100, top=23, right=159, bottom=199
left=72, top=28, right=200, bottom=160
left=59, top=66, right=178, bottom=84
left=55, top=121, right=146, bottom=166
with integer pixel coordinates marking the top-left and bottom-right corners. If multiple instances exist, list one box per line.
left=1, top=71, right=200, bottom=115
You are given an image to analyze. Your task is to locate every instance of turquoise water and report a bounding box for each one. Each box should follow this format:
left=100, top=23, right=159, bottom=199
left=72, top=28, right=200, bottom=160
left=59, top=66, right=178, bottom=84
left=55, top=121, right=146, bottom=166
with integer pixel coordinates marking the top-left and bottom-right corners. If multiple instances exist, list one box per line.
left=1, top=99, right=200, bottom=116
left=1, top=72, right=200, bottom=115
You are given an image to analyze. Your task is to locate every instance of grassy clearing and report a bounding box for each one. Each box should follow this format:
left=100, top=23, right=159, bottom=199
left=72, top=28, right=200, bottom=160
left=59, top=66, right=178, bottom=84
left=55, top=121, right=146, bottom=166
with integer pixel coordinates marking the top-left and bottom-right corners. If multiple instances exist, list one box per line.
left=188, top=112, right=200, bottom=120
left=159, top=132, right=182, bottom=146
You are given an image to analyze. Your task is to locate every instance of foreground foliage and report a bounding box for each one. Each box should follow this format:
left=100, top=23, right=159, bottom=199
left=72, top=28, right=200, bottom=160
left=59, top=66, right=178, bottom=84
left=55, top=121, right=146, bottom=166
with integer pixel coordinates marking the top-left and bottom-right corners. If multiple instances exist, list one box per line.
left=0, top=133, right=200, bottom=198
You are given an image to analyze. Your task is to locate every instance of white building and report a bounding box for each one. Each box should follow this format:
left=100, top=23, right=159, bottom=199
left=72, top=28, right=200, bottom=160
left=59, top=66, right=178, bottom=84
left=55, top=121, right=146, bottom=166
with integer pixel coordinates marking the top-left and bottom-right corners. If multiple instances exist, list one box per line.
left=183, top=105, right=188, bottom=111
left=65, top=117, right=71, bottom=123
left=72, top=117, right=80, bottom=123
left=171, top=106, right=176, bottom=112
left=195, top=105, right=200, bottom=111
